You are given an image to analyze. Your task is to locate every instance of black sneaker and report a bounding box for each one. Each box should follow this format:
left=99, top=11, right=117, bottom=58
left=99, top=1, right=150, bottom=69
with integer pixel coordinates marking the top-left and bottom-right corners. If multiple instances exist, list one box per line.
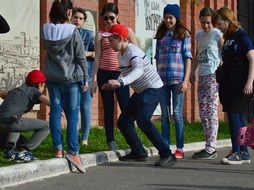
left=3, top=148, right=17, bottom=160
left=154, top=155, right=176, bottom=166
left=119, top=153, right=148, bottom=161
left=107, top=141, right=118, bottom=151
left=192, top=149, right=217, bottom=160
left=15, top=151, right=38, bottom=163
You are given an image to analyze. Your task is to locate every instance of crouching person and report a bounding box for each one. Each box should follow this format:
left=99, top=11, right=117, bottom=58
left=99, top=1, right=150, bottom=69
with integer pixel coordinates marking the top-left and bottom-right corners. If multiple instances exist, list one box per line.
left=0, top=70, right=50, bottom=162
left=101, top=24, right=176, bottom=166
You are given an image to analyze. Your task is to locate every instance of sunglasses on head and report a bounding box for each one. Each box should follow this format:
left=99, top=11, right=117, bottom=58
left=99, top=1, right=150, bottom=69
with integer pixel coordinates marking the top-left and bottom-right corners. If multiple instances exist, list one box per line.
left=103, top=16, right=115, bottom=21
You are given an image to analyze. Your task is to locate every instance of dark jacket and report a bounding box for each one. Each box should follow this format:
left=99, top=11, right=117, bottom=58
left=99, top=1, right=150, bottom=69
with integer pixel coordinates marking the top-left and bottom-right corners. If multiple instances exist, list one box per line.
left=219, top=29, right=253, bottom=112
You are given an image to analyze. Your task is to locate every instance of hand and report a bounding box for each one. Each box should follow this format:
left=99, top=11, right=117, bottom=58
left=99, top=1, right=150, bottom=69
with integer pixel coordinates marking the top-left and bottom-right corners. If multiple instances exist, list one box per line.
left=61, top=111, right=65, bottom=117
left=108, top=79, right=121, bottom=88
left=101, top=79, right=120, bottom=90
left=83, top=81, right=89, bottom=92
left=179, top=81, right=188, bottom=92
left=243, top=82, right=253, bottom=95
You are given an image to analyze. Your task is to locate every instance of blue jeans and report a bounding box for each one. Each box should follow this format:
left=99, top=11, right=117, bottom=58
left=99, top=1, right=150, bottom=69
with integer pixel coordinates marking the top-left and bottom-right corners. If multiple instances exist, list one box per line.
left=97, top=69, right=130, bottom=142
left=46, top=81, right=80, bottom=155
left=227, top=112, right=249, bottom=153
left=160, top=84, right=185, bottom=149
left=117, top=88, right=172, bottom=158
left=80, top=81, right=92, bottom=141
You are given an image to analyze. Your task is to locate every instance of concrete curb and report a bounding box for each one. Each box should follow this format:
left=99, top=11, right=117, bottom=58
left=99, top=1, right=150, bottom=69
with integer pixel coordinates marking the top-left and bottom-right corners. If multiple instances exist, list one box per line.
left=0, top=139, right=231, bottom=189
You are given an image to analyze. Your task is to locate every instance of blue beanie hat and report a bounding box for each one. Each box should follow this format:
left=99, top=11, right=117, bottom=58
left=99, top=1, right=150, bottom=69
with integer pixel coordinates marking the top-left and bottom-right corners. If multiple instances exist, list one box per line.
left=163, top=4, right=180, bottom=20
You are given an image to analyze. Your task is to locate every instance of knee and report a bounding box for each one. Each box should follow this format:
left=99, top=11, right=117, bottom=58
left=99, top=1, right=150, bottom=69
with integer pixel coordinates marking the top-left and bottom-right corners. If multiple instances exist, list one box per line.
left=173, top=111, right=182, bottom=121
left=136, top=118, right=150, bottom=130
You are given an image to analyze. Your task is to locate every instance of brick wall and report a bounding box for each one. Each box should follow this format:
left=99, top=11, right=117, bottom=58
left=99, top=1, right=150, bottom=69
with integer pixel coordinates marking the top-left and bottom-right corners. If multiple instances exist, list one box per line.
left=38, top=0, right=237, bottom=126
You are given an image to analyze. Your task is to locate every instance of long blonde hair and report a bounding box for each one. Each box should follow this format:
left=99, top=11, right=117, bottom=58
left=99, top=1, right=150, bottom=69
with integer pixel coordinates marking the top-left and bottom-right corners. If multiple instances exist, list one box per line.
left=212, top=7, right=241, bottom=39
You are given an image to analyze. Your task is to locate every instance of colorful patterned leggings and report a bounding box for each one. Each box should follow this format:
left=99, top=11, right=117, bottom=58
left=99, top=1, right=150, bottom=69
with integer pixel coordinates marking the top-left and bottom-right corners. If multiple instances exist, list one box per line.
left=198, top=74, right=219, bottom=153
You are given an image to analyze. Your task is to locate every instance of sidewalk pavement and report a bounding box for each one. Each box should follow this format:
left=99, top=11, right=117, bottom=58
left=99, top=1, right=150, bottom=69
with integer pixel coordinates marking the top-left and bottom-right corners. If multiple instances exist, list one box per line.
left=0, top=139, right=231, bottom=189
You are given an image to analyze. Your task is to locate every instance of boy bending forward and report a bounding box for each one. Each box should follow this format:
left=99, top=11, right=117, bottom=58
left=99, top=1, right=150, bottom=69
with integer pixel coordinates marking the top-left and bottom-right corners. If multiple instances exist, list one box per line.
left=101, top=24, right=175, bottom=166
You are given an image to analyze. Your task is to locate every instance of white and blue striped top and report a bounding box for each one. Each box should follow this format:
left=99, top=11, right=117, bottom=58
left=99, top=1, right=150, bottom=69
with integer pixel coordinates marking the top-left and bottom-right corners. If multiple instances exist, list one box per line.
left=118, top=43, right=163, bottom=94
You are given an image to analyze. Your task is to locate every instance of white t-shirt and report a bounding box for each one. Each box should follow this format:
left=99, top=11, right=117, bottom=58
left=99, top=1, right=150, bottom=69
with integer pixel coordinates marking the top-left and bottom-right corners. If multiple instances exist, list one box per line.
left=195, top=28, right=222, bottom=76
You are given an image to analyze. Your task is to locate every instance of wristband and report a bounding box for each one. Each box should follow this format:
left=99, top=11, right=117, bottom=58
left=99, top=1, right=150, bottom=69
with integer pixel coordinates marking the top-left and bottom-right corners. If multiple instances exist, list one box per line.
left=118, top=79, right=124, bottom=87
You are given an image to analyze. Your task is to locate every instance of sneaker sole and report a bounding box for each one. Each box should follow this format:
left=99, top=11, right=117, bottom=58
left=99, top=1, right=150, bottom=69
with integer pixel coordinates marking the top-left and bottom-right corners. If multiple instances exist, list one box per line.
left=242, top=160, right=251, bottom=164
left=192, top=153, right=217, bottom=160
left=15, top=159, right=38, bottom=163
left=221, top=159, right=243, bottom=165
left=65, top=154, right=86, bottom=173
left=155, top=160, right=176, bottom=167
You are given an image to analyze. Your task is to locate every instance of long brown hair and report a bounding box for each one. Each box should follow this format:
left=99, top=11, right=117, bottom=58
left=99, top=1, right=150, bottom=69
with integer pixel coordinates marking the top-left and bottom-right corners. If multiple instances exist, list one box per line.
left=49, top=0, right=73, bottom=24
left=154, top=20, right=190, bottom=40
left=212, top=7, right=241, bottom=39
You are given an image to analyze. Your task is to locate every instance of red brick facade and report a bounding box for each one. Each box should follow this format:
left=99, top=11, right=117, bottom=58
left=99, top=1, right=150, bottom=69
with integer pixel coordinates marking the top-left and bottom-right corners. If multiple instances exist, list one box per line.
left=38, top=0, right=237, bottom=126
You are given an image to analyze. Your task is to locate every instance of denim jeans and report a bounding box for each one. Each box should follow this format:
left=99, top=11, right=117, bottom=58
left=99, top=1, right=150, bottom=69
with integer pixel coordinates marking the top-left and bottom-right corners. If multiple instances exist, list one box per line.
left=46, top=81, right=80, bottom=154
left=117, top=88, right=172, bottom=158
left=97, top=69, right=130, bottom=142
left=160, top=84, right=185, bottom=149
left=227, top=112, right=249, bottom=153
left=80, top=81, right=92, bottom=141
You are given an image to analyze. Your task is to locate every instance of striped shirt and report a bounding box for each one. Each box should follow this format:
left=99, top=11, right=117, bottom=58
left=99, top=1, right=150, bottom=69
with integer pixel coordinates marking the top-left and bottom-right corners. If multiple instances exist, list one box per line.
left=155, top=31, right=192, bottom=85
left=118, top=43, right=163, bottom=94
left=99, top=31, right=119, bottom=71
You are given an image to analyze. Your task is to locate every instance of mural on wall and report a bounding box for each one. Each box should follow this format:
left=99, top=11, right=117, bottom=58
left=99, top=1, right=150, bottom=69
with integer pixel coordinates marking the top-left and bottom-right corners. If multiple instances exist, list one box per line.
left=0, top=0, right=39, bottom=91
left=135, top=0, right=180, bottom=63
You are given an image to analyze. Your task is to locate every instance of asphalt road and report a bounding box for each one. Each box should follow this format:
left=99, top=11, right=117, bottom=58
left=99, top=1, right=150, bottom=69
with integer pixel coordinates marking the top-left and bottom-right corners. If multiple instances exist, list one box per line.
left=6, top=147, right=254, bottom=190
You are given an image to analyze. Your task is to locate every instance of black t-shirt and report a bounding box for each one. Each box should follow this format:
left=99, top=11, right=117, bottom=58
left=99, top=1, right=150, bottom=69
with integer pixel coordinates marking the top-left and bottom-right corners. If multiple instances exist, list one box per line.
left=219, top=29, right=254, bottom=112
left=222, top=28, right=253, bottom=64
left=0, top=84, right=42, bottom=123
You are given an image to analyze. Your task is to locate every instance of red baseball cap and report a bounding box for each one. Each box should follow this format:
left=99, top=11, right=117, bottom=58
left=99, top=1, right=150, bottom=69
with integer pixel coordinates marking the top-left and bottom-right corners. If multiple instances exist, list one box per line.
left=101, top=24, right=129, bottom=39
left=26, top=70, right=46, bottom=85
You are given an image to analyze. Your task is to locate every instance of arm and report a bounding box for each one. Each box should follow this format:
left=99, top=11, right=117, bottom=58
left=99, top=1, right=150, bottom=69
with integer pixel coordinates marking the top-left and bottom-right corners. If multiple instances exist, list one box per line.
left=91, top=32, right=102, bottom=93
left=0, top=15, right=10, bottom=33
left=118, top=57, right=144, bottom=85
left=39, top=95, right=50, bottom=106
left=218, top=36, right=224, bottom=66
left=181, top=58, right=191, bottom=91
left=0, top=90, right=8, bottom=99
left=244, top=50, right=254, bottom=95
left=180, top=36, right=193, bottom=91
left=190, top=52, right=198, bottom=84
left=127, top=27, right=138, bottom=46
left=102, top=57, right=144, bottom=90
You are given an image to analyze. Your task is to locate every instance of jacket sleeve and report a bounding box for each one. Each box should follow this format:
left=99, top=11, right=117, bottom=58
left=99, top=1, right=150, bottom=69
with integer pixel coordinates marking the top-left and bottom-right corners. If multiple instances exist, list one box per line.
left=0, top=15, right=10, bottom=33
left=73, top=29, right=88, bottom=80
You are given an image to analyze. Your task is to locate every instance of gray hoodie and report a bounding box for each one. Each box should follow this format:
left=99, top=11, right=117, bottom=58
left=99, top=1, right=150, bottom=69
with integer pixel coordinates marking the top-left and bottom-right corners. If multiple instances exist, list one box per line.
left=42, top=23, right=88, bottom=83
